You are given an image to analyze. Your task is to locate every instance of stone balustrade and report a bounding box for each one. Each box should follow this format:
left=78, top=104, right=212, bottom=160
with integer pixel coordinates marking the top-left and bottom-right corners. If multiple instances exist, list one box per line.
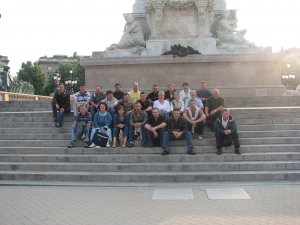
left=0, top=91, right=52, bottom=102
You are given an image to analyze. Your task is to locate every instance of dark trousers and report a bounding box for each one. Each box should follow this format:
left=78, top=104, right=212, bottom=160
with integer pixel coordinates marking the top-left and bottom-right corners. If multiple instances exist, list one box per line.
left=187, top=122, right=205, bottom=135
left=215, top=132, right=240, bottom=149
left=147, top=128, right=164, bottom=147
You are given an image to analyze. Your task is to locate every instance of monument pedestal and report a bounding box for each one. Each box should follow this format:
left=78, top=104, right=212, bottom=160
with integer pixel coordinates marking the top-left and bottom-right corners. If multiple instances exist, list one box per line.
left=81, top=53, right=285, bottom=97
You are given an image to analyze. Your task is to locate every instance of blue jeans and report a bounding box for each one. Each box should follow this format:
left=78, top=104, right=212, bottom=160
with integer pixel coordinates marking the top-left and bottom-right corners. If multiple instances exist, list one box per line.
left=52, top=106, right=66, bottom=125
left=70, top=122, right=91, bottom=142
left=128, top=125, right=148, bottom=144
left=162, top=130, right=193, bottom=151
left=113, top=126, right=129, bottom=138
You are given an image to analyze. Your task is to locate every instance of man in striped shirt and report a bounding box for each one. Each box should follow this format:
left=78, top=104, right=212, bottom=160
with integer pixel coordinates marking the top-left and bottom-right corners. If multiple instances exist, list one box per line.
left=73, top=84, right=91, bottom=116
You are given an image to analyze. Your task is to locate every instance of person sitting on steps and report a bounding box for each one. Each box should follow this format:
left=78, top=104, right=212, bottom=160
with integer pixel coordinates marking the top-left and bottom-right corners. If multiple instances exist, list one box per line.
left=215, top=108, right=241, bottom=155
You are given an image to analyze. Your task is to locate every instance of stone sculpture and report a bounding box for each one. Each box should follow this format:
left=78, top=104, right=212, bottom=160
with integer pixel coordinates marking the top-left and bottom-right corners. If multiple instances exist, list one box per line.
left=215, top=10, right=252, bottom=46
left=107, top=14, right=145, bottom=50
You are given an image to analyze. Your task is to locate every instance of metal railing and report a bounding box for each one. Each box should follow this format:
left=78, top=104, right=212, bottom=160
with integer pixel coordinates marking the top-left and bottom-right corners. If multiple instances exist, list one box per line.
left=0, top=91, right=52, bottom=102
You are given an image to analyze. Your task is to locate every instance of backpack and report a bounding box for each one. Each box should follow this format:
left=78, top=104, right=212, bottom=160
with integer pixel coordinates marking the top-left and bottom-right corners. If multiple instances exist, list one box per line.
left=92, top=129, right=108, bottom=147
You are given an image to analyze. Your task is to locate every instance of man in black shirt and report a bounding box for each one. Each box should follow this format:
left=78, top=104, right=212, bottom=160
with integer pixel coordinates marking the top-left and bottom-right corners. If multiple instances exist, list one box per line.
left=52, top=83, right=70, bottom=127
left=113, top=83, right=125, bottom=100
left=145, top=108, right=166, bottom=147
left=147, top=84, right=159, bottom=104
left=162, top=108, right=195, bottom=155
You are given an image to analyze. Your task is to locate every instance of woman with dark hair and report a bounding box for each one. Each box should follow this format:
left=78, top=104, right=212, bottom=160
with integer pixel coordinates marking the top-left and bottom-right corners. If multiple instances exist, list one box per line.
left=112, top=106, right=129, bottom=148
left=89, top=102, right=112, bottom=148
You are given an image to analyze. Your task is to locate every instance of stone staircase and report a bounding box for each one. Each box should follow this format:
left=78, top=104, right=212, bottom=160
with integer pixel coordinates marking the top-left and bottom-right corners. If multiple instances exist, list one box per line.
left=0, top=97, right=300, bottom=185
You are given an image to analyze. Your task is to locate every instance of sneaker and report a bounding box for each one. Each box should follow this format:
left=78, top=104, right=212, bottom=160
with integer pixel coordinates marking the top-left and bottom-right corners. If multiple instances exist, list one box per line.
left=106, top=142, right=111, bottom=148
left=84, top=142, right=90, bottom=148
left=121, top=143, right=126, bottom=148
left=68, top=141, right=76, bottom=148
left=81, top=134, right=86, bottom=140
left=217, top=148, right=222, bottom=155
left=161, top=150, right=169, bottom=155
left=128, top=142, right=134, bottom=148
left=187, top=150, right=196, bottom=155
left=88, top=142, right=96, bottom=148
left=198, top=136, right=203, bottom=140
left=235, top=148, right=241, bottom=155
left=55, top=122, right=60, bottom=128
left=112, top=143, right=116, bottom=148
left=95, top=146, right=101, bottom=149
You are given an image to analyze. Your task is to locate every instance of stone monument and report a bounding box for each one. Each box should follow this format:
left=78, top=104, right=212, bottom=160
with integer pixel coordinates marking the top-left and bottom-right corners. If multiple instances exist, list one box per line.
left=81, top=0, right=283, bottom=97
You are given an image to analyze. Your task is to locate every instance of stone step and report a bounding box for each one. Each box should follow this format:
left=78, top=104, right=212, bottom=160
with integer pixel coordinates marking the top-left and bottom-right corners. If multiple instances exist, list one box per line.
left=1, top=120, right=300, bottom=129
left=0, top=170, right=299, bottom=182
left=0, top=108, right=52, bottom=112
left=1, top=136, right=300, bottom=147
left=0, top=161, right=299, bottom=172
left=2, top=116, right=300, bottom=125
left=1, top=144, right=300, bottom=155
left=1, top=152, right=300, bottom=163
left=1, top=130, right=299, bottom=140
left=238, top=124, right=300, bottom=131
left=0, top=112, right=53, bottom=117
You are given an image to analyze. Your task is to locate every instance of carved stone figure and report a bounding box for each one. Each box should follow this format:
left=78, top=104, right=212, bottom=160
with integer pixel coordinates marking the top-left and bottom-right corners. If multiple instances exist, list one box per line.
left=107, top=14, right=145, bottom=50
left=216, top=10, right=252, bottom=46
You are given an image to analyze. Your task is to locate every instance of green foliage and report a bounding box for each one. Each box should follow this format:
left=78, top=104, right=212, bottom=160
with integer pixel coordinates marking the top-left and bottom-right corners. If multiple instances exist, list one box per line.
left=17, top=61, right=45, bottom=95
left=57, top=62, right=85, bottom=93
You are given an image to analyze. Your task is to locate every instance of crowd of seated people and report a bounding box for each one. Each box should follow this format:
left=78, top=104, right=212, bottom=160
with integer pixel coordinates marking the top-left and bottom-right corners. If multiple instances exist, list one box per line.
left=52, top=81, right=241, bottom=155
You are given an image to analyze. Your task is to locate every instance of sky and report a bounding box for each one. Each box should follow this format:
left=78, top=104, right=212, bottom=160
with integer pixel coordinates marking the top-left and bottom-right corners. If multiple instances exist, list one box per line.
left=1, top=0, right=300, bottom=76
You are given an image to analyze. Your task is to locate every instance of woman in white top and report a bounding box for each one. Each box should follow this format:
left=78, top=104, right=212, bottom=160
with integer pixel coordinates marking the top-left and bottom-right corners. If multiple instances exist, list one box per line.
left=170, top=91, right=185, bottom=114
left=153, top=91, right=171, bottom=119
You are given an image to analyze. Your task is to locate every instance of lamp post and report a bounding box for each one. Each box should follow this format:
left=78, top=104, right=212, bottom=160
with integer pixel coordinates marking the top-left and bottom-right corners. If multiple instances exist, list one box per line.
left=281, top=63, right=296, bottom=89
left=64, top=68, right=77, bottom=94
left=53, top=70, right=61, bottom=92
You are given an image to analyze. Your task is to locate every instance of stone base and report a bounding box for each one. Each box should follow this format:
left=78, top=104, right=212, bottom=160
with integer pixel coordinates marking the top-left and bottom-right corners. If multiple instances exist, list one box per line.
left=146, top=38, right=218, bottom=55
left=81, top=54, right=284, bottom=97
left=217, top=43, right=272, bottom=54
left=93, top=47, right=147, bottom=58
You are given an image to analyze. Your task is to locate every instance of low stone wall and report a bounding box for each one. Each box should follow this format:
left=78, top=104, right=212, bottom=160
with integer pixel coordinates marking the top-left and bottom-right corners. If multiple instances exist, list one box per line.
left=81, top=53, right=285, bottom=97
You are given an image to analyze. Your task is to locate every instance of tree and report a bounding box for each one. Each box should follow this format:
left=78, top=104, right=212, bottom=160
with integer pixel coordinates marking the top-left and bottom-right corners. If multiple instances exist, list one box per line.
left=42, top=62, right=85, bottom=96
left=17, top=61, right=45, bottom=95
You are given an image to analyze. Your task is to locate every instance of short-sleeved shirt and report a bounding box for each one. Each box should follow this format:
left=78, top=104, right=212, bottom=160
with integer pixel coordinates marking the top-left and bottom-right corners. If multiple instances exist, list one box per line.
left=91, top=92, right=106, bottom=105
left=206, top=96, right=225, bottom=113
left=74, top=91, right=91, bottom=105
left=138, top=99, right=152, bottom=111
left=196, top=89, right=212, bottom=99
left=128, top=89, right=141, bottom=103
left=146, top=115, right=165, bottom=128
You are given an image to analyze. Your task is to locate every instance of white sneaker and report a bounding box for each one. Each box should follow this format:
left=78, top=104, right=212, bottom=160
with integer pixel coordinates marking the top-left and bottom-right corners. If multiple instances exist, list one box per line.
left=95, top=146, right=101, bottom=149
left=81, top=134, right=86, bottom=140
left=198, top=136, right=203, bottom=140
left=106, top=142, right=111, bottom=148
left=88, top=142, right=96, bottom=148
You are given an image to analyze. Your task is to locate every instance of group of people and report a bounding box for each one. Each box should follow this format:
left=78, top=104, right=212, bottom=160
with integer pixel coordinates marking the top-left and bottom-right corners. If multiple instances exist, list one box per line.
left=51, top=81, right=241, bottom=155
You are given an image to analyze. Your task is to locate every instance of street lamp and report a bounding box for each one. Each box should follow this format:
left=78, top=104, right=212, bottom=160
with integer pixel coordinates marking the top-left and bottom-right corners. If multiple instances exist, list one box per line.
left=53, top=70, right=61, bottom=92
left=64, top=68, right=77, bottom=94
left=281, top=64, right=296, bottom=89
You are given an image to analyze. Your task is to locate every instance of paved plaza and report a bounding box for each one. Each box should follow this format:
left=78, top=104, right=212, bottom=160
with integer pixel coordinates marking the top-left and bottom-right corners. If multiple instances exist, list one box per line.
left=0, top=183, right=300, bottom=225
